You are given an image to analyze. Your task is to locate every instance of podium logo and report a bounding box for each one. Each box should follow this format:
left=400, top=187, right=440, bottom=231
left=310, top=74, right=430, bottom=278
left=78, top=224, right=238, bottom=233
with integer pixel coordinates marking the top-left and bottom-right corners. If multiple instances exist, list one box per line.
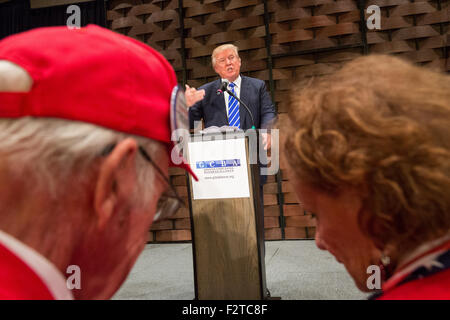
left=196, top=159, right=241, bottom=169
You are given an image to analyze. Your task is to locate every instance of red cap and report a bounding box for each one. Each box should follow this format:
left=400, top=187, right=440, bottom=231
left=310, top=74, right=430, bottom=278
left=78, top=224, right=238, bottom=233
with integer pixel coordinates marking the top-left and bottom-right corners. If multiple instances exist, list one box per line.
left=0, top=25, right=196, bottom=180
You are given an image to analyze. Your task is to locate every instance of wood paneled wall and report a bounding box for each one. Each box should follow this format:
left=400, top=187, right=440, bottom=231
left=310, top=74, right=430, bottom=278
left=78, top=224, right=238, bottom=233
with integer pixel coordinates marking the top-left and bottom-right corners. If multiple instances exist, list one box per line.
left=107, top=0, right=449, bottom=242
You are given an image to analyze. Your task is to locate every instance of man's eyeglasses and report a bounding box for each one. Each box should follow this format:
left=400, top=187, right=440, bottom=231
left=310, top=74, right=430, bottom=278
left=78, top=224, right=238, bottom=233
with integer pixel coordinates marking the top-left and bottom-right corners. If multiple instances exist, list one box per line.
left=101, top=144, right=185, bottom=222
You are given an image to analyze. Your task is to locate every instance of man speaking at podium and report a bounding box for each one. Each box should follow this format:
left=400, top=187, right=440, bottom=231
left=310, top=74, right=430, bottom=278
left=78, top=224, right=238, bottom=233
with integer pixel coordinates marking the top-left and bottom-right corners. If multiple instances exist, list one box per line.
left=185, top=44, right=277, bottom=243
left=185, top=44, right=276, bottom=133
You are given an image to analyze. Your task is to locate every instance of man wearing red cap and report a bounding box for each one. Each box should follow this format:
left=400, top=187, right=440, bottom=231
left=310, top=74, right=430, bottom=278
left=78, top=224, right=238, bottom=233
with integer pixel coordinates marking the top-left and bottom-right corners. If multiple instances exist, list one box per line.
left=0, top=25, right=195, bottom=299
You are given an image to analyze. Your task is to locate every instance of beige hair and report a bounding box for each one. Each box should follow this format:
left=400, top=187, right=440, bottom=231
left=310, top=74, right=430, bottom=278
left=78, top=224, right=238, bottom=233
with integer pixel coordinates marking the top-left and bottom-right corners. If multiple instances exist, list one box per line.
left=211, top=44, right=239, bottom=67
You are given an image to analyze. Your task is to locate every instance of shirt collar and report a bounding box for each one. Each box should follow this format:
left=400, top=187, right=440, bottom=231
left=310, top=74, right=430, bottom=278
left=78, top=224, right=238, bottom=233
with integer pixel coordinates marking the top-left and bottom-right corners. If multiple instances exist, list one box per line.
left=0, top=230, right=73, bottom=300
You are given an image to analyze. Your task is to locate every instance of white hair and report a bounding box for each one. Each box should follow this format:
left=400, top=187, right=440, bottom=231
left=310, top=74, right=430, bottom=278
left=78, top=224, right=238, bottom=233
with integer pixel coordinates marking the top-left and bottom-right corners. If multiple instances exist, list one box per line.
left=0, top=117, right=163, bottom=207
left=211, top=44, right=239, bottom=67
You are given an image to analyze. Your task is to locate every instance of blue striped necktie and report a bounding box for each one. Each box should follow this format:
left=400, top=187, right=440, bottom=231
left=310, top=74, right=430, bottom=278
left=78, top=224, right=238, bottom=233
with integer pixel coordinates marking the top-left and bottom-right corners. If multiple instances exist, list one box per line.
left=227, top=82, right=241, bottom=128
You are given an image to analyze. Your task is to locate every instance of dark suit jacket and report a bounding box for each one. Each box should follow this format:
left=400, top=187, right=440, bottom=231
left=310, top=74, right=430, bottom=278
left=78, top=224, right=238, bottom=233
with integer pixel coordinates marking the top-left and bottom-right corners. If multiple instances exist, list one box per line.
left=188, top=75, right=276, bottom=130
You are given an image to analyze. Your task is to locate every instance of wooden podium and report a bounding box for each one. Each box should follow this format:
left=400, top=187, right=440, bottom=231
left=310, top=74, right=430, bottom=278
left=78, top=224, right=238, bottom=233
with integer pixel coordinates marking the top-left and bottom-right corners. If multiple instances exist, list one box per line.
left=186, top=130, right=267, bottom=300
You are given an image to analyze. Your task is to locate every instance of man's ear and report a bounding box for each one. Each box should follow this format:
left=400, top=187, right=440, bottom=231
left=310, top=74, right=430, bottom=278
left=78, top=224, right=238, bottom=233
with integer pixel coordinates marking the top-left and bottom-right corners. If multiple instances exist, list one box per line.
left=94, top=138, right=138, bottom=230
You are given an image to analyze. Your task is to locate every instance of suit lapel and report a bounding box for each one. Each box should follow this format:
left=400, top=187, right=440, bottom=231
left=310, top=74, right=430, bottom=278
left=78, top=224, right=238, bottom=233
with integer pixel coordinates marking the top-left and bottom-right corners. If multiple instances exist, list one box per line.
left=238, top=75, right=249, bottom=129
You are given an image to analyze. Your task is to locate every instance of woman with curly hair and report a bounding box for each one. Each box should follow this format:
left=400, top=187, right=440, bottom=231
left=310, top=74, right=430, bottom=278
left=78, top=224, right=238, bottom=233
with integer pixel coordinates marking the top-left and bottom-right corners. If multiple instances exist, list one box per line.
left=284, top=55, right=450, bottom=299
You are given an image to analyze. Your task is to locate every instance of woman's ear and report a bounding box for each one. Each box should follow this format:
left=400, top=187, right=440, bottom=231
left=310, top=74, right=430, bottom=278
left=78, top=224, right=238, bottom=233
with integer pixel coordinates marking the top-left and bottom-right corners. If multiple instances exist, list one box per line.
left=94, top=138, right=138, bottom=230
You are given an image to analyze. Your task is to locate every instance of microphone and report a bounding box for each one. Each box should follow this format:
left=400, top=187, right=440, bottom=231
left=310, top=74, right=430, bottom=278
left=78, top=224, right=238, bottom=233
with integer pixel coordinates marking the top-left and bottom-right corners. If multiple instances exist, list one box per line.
left=216, top=80, right=229, bottom=95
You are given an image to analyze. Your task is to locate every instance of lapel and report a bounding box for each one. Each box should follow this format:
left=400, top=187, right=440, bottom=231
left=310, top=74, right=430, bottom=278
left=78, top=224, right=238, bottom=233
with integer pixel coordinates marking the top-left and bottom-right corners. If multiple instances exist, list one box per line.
left=238, top=75, right=249, bottom=129
left=213, top=79, right=228, bottom=124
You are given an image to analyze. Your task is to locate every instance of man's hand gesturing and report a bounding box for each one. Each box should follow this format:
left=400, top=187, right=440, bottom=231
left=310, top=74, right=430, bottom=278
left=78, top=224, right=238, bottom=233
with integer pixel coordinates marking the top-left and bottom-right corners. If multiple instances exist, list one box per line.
left=185, top=84, right=206, bottom=107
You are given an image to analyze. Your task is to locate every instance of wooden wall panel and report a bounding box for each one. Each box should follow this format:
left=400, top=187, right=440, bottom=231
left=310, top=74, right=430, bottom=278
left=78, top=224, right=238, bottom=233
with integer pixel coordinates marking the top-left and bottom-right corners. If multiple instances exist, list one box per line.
left=107, top=0, right=449, bottom=242
left=263, top=175, right=282, bottom=240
